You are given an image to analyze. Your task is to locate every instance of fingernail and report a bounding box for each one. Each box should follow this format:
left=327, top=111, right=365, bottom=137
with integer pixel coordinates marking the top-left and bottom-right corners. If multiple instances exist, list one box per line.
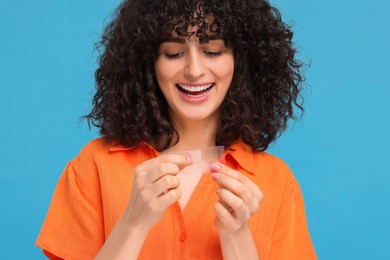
left=211, top=173, right=220, bottom=180
left=187, top=156, right=193, bottom=163
left=216, top=188, right=221, bottom=193
left=210, top=163, right=221, bottom=171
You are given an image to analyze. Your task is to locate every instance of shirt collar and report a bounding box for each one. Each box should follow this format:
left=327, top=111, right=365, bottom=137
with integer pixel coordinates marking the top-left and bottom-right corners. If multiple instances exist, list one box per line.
left=108, top=140, right=255, bottom=175
left=225, top=140, right=255, bottom=175
left=108, top=142, right=159, bottom=156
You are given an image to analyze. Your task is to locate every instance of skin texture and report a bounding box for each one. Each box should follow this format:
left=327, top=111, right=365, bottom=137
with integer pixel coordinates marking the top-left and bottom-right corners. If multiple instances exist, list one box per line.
left=155, top=38, right=234, bottom=124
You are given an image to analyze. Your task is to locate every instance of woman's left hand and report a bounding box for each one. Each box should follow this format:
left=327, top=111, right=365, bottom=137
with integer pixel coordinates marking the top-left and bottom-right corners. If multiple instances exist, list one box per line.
left=210, top=162, right=263, bottom=235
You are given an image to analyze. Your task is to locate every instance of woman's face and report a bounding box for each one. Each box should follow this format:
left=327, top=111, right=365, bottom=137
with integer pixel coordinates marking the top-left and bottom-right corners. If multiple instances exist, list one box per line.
left=154, top=37, right=234, bottom=124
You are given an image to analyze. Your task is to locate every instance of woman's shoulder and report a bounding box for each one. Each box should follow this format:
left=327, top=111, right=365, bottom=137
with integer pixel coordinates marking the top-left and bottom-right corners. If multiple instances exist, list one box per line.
left=254, top=151, right=291, bottom=173
left=252, top=152, right=302, bottom=201
left=254, top=151, right=297, bottom=184
left=66, top=138, right=123, bottom=174
left=75, top=137, right=135, bottom=160
left=79, top=137, right=112, bottom=154
left=73, top=138, right=155, bottom=170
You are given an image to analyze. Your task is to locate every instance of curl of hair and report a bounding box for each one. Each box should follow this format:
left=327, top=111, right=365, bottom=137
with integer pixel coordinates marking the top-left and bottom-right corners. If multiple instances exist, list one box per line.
left=85, top=0, right=304, bottom=152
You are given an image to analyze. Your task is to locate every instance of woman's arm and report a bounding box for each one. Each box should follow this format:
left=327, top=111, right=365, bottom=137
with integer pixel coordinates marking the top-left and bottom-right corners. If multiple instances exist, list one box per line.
left=95, top=214, right=148, bottom=260
left=218, top=224, right=258, bottom=260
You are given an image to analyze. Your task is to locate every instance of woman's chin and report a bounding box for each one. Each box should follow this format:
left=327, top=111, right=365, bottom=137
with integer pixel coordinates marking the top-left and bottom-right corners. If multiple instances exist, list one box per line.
left=172, top=107, right=218, bottom=123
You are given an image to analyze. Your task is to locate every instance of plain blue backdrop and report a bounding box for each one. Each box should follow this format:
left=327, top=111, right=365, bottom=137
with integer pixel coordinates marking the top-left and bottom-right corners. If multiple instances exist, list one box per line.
left=1, top=0, right=389, bottom=259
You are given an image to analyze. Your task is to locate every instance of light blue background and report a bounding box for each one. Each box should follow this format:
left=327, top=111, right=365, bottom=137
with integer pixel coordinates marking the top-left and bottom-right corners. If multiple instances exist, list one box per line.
left=0, top=0, right=389, bottom=259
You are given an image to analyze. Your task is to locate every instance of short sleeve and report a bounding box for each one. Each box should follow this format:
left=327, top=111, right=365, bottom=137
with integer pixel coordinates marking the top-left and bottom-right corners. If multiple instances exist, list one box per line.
left=268, top=176, right=317, bottom=260
left=36, top=150, right=105, bottom=260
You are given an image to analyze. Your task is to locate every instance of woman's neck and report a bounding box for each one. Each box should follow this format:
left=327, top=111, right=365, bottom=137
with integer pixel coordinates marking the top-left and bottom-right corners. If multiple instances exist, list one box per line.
left=169, top=116, right=220, bottom=151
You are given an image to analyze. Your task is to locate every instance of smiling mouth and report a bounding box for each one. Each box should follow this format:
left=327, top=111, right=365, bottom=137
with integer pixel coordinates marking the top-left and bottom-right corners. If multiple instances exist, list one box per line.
left=176, top=83, right=215, bottom=96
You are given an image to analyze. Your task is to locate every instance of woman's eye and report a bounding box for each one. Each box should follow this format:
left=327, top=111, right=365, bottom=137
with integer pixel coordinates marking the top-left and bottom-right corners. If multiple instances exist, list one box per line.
left=165, top=52, right=183, bottom=59
left=204, top=51, right=223, bottom=57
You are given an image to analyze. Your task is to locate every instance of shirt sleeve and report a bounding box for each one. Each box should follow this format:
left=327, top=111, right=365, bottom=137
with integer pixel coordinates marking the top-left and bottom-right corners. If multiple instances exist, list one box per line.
left=268, top=175, right=317, bottom=260
left=36, top=149, right=105, bottom=260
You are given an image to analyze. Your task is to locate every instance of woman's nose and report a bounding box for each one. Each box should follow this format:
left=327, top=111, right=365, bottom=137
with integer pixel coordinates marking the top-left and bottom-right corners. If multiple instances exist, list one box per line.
left=184, top=49, right=205, bottom=80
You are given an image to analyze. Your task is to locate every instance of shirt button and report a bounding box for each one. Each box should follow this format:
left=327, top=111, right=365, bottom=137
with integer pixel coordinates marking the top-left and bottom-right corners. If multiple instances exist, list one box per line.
left=179, top=232, right=186, bottom=242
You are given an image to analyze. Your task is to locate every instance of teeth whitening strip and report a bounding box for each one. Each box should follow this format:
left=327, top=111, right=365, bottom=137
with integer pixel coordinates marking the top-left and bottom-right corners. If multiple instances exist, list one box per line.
left=164, top=146, right=225, bottom=164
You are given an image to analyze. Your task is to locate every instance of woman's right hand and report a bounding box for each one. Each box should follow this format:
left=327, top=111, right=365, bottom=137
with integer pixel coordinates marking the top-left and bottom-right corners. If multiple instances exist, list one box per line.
left=123, top=153, right=192, bottom=232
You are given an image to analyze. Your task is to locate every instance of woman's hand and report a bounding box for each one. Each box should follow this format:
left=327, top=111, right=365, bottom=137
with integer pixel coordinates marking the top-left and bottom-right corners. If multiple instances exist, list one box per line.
left=96, top=154, right=192, bottom=260
left=210, top=162, right=263, bottom=234
left=124, top=153, right=193, bottom=231
left=210, top=162, right=262, bottom=260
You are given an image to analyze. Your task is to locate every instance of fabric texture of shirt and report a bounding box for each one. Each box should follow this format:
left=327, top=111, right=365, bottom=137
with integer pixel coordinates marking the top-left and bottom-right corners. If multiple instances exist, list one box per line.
left=36, top=138, right=316, bottom=259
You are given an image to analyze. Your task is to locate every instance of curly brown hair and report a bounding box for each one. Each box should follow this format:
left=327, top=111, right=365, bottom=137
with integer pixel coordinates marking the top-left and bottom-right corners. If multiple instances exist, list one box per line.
left=85, top=0, right=304, bottom=152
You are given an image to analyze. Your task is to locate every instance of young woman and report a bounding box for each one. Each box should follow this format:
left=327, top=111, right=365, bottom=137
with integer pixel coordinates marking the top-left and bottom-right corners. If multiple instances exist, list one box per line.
left=36, top=0, right=316, bottom=259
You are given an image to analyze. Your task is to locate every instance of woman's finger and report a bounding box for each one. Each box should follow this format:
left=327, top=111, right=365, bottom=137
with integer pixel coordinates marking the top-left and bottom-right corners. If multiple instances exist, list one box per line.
left=152, top=174, right=181, bottom=197
left=214, top=200, right=240, bottom=232
left=212, top=172, right=255, bottom=213
left=216, top=188, right=251, bottom=222
left=135, top=153, right=192, bottom=183
left=157, top=188, right=182, bottom=210
left=211, top=162, right=263, bottom=202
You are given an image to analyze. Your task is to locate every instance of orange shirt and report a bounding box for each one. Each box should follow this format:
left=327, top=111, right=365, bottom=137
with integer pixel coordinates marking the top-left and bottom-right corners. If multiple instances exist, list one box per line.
left=36, top=138, right=316, bottom=259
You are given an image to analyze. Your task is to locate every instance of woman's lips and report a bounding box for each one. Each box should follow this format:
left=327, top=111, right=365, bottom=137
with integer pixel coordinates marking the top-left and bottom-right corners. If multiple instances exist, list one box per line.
left=176, top=83, right=214, bottom=95
left=176, top=83, right=215, bottom=103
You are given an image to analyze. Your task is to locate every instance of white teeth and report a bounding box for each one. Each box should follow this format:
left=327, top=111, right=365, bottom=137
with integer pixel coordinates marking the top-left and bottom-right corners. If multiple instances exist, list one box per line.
left=178, top=83, right=213, bottom=92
